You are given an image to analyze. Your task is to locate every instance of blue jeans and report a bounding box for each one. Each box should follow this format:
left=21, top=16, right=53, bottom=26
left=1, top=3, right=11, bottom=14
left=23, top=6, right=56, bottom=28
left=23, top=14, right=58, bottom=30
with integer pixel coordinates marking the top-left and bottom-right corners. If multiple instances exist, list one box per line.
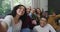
left=21, top=28, right=31, bottom=32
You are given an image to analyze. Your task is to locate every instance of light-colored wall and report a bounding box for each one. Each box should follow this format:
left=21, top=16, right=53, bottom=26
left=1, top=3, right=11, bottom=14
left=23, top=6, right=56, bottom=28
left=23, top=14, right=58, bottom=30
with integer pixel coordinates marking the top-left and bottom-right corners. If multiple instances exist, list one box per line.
left=40, top=0, right=48, bottom=11
left=32, top=0, right=48, bottom=11
left=32, top=0, right=38, bottom=8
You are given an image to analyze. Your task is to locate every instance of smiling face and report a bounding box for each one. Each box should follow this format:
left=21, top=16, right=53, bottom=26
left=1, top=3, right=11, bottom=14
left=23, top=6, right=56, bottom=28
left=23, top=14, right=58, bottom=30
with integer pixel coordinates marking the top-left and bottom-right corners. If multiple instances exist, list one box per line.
left=31, top=8, right=36, bottom=14
left=16, top=6, right=25, bottom=16
left=36, top=9, right=41, bottom=14
left=40, top=18, right=47, bottom=27
left=26, top=8, right=31, bottom=14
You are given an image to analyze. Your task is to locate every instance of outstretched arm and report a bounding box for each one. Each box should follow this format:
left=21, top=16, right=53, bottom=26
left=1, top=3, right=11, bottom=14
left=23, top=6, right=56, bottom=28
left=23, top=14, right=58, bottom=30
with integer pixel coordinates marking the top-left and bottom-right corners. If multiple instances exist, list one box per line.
left=0, top=21, right=8, bottom=32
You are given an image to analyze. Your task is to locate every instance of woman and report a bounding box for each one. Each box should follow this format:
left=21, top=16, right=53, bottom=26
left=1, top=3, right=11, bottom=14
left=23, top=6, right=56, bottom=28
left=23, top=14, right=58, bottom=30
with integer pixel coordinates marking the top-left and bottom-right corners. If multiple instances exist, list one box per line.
left=0, top=4, right=27, bottom=32
left=36, top=8, right=42, bottom=18
left=36, top=8, right=42, bottom=25
left=33, top=17, right=56, bottom=32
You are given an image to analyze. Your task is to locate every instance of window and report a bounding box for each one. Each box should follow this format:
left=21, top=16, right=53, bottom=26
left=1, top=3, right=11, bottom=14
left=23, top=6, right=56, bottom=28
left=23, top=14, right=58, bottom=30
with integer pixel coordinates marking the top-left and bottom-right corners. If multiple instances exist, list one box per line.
left=13, top=0, right=32, bottom=7
left=0, top=0, right=32, bottom=18
left=0, top=0, right=11, bottom=18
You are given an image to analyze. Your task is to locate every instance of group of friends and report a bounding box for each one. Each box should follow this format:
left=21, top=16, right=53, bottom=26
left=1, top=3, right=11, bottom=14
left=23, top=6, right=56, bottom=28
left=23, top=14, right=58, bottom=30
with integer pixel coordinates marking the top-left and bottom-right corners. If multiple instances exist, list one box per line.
left=0, top=4, right=57, bottom=32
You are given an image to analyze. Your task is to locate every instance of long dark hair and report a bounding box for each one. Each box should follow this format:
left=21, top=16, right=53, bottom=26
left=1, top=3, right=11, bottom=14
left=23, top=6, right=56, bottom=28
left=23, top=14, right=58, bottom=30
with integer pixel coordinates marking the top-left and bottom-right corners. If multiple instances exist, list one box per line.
left=8, top=4, right=27, bottom=21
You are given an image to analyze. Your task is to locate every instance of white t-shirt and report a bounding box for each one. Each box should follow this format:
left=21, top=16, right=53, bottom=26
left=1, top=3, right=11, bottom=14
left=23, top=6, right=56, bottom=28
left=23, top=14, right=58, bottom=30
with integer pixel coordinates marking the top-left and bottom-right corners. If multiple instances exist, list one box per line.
left=33, top=24, right=56, bottom=32
left=3, top=15, right=22, bottom=32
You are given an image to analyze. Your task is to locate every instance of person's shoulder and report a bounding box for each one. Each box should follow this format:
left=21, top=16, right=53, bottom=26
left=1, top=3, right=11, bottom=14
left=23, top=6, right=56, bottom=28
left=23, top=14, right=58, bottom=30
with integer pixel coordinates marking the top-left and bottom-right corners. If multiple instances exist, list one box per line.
left=47, top=24, right=52, bottom=27
left=5, top=15, right=13, bottom=17
left=47, top=23, right=50, bottom=25
left=34, top=25, right=40, bottom=29
left=4, top=15, right=13, bottom=20
left=5, top=15, right=13, bottom=18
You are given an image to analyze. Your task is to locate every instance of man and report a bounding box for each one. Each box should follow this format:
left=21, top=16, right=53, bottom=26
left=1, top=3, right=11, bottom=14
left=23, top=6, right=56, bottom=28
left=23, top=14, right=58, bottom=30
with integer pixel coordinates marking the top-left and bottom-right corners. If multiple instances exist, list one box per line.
left=33, top=17, right=56, bottom=32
